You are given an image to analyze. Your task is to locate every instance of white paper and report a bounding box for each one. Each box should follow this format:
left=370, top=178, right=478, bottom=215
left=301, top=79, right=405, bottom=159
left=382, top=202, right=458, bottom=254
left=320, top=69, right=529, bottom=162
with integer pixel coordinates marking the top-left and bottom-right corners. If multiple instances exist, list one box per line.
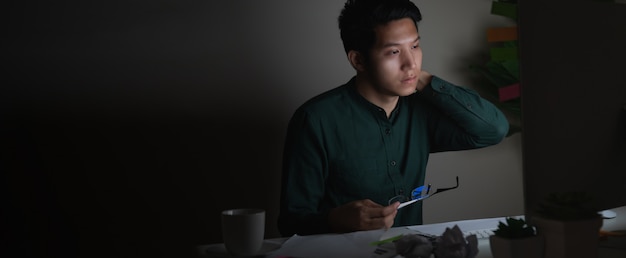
left=267, top=229, right=386, bottom=258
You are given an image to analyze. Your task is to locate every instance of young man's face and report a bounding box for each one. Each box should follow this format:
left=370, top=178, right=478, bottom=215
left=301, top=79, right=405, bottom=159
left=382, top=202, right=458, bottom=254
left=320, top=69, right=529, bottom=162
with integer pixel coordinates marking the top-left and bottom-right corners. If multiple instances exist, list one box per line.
left=366, top=17, right=422, bottom=97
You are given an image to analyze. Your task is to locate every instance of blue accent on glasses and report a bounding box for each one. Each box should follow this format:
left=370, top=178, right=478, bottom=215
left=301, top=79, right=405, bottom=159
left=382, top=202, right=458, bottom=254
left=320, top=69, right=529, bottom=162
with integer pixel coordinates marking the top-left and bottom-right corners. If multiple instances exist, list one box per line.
left=389, top=176, right=459, bottom=209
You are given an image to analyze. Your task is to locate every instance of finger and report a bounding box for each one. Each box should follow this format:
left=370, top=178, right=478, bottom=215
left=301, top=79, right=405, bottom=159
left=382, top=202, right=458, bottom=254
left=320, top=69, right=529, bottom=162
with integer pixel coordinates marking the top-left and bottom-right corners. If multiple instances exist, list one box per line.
left=361, top=215, right=387, bottom=231
left=368, top=208, right=397, bottom=230
left=381, top=202, right=400, bottom=216
left=361, top=199, right=383, bottom=208
left=383, top=204, right=398, bottom=229
left=383, top=211, right=397, bottom=229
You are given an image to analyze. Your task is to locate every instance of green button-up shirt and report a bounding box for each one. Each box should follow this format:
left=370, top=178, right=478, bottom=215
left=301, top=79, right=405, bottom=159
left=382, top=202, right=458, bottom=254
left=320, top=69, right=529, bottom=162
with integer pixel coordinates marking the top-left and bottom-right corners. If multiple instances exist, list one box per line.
left=278, top=76, right=509, bottom=236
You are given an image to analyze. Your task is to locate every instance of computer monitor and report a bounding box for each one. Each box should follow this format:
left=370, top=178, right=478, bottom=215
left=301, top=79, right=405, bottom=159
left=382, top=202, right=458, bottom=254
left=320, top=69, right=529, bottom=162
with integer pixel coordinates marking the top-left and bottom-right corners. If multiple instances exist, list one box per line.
left=518, top=0, right=626, bottom=217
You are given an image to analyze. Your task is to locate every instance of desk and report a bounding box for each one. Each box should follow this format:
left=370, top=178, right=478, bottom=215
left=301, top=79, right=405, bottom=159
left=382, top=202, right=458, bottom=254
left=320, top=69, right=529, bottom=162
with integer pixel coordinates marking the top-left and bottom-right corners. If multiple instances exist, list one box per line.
left=198, top=206, right=626, bottom=258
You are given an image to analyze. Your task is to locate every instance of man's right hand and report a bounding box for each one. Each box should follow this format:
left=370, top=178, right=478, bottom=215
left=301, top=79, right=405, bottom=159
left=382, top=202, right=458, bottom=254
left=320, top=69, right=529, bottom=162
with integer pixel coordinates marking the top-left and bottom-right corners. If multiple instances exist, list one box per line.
left=327, top=199, right=400, bottom=233
left=416, top=70, right=433, bottom=92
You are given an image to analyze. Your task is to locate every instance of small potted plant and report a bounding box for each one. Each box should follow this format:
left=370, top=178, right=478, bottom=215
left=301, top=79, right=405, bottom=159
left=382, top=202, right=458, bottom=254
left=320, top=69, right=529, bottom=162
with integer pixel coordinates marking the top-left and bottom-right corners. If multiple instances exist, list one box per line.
left=530, top=191, right=603, bottom=258
left=489, top=217, right=544, bottom=258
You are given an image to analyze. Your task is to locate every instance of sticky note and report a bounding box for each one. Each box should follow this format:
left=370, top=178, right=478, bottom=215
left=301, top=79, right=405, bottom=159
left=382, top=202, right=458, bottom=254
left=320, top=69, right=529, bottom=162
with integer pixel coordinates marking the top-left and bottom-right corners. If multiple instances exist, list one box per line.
left=487, top=27, right=518, bottom=42
left=490, top=47, right=518, bottom=61
left=491, top=1, right=517, bottom=20
left=498, top=83, right=521, bottom=102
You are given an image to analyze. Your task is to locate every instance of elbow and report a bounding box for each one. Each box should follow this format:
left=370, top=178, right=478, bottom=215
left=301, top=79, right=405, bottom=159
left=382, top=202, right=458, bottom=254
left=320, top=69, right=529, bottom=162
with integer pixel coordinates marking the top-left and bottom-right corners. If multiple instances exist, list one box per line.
left=477, top=118, right=509, bottom=146
left=493, top=119, right=510, bottom=143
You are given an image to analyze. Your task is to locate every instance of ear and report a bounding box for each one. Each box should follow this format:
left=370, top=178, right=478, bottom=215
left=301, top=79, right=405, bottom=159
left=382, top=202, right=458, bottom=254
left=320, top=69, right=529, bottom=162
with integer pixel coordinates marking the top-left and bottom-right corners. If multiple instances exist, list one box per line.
left=347, top=50, right=366, bottom=72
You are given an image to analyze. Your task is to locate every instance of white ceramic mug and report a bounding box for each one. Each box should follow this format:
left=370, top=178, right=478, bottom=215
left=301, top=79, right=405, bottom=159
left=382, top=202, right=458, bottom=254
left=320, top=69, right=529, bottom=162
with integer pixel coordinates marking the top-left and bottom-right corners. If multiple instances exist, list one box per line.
left=221, top=208, right=266, bottom=256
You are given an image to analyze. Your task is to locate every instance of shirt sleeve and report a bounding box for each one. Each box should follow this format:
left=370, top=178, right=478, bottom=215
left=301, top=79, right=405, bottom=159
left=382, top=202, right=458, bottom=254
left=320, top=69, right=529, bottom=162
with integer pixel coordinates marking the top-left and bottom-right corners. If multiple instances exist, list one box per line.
left=277, top=108, right=331, bottom=236
left=419, top=76, right=509, bottom=152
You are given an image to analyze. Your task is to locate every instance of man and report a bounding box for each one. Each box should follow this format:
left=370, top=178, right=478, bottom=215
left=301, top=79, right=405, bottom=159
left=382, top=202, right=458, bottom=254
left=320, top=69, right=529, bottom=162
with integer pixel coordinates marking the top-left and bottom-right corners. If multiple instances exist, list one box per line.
left=277, top=0, right=509, bottom=237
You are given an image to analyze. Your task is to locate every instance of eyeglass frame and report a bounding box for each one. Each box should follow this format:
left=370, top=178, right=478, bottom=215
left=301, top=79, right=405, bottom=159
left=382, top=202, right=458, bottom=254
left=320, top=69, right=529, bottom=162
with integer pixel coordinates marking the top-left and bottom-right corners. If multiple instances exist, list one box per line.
left=389, top=176, right=459, bottom=209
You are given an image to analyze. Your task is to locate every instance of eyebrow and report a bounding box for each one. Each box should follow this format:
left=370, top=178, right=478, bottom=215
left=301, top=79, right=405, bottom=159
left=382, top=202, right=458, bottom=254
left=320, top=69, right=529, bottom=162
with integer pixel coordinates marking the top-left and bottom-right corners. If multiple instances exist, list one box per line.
left=381, top=36, right=420, bottom=48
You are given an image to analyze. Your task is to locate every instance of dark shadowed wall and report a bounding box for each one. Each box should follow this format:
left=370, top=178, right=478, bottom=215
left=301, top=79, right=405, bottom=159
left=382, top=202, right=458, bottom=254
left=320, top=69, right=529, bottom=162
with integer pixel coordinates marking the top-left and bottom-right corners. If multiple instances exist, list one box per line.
left=2, top=1, right=523, bottom=258
left=519, top=0, right=626, bottom=217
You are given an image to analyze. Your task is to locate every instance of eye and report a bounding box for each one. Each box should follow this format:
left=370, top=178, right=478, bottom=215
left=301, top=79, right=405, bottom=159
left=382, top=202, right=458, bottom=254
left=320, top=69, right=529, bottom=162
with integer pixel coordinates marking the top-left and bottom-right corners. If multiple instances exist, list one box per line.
left=391, top=50, right=400, bottom=55
left=412, top=44, right=419, bottom=49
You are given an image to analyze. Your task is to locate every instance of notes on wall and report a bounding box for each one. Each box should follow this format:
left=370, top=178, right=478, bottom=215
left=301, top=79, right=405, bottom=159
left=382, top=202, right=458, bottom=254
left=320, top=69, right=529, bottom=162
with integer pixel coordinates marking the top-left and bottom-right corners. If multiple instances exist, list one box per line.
left=470, top=1, right=521, bottom=136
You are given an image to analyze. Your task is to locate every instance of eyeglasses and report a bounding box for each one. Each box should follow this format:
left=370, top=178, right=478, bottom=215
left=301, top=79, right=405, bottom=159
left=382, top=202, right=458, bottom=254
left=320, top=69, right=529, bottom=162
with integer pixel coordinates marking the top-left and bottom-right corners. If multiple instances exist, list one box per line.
left=388, top=176, right=459, bottom=209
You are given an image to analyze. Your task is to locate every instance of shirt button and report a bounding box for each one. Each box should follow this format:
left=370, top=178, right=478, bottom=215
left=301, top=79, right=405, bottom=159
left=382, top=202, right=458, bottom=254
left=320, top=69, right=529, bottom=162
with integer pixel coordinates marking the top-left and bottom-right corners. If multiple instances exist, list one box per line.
left=390, top=161, right=396, bottom=166
left=467, top=104, right=472, bottom=109
left=398, top=189, right=404, bottom=195
left=385, top=128, right=391, bottom=134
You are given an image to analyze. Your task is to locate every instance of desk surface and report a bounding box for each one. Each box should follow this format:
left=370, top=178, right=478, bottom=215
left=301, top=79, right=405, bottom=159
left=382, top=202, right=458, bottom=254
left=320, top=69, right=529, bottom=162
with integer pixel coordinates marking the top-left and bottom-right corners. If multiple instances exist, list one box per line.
left=198, top=206, right=626, bottom=258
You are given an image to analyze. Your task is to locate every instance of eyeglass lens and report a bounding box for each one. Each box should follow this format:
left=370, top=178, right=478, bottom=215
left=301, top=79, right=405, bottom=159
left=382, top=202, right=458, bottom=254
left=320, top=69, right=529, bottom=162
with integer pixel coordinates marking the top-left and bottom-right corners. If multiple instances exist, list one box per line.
left=389, top=176, right=459, bottom=206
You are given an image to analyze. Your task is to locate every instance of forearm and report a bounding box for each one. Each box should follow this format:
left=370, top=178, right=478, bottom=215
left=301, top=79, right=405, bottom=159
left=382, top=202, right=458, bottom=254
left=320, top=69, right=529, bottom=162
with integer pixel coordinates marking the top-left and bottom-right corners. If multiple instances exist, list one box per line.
left=278, top=110, right=331, bottom=236
left=278, top=161, right=331, bottom=236
left=420, top=75, right=509, bottom=148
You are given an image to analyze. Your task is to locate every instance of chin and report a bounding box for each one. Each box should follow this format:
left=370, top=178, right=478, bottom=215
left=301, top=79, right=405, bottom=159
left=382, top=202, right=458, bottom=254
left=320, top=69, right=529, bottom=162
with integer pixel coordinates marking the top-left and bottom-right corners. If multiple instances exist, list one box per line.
left=398, top=88, right=418, bottom=97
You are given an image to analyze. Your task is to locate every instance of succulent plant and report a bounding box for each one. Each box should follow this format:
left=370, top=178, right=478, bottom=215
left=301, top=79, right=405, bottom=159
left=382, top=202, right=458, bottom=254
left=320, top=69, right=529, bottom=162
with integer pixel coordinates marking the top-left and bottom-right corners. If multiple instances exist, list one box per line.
left=492, top=217, right=536, bottom=239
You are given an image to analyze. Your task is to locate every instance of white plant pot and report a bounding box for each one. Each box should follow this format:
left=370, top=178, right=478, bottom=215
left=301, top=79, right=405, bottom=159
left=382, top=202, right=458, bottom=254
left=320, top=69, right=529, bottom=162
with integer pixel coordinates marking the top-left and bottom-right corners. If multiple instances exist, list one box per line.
left=489, top=235, right=544, bottom=258
left=531, top=216, right=603, bottom=258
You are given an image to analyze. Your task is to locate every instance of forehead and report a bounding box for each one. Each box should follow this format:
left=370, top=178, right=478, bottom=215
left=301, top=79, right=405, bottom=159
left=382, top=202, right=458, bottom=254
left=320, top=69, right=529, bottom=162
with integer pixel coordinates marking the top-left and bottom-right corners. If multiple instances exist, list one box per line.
left=372, top=18, right=419, bottom=47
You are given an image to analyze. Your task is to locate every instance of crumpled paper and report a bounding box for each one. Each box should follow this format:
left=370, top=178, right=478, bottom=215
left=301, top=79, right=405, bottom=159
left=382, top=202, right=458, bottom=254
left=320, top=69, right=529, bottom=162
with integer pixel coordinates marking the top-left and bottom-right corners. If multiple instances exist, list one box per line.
left=394, top=234, right=434, bottom=258
left=391, top=225, right=478, bottom=258
left=433, top=225, right=478, bottom=258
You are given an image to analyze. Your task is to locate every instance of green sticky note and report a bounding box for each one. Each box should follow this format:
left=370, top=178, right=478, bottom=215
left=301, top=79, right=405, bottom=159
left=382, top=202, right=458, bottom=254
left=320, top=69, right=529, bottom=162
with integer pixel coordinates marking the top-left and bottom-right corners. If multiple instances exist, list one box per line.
left=490, top=47, right=518, bottom=61
left=491, top=1, right=517, bottom=20
left=369, top=234, right=404, bottom=246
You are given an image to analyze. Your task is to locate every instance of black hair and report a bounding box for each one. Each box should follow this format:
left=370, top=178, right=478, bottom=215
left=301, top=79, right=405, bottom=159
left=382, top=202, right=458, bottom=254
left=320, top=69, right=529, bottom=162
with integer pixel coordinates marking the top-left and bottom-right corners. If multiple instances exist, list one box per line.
left=338, top=0, right=422, bottom=58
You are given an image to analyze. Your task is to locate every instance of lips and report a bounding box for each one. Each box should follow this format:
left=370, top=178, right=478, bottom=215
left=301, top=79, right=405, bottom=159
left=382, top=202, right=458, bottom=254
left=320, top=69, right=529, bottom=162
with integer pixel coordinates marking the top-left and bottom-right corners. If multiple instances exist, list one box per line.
left=402, top=76, right=417, bottom=84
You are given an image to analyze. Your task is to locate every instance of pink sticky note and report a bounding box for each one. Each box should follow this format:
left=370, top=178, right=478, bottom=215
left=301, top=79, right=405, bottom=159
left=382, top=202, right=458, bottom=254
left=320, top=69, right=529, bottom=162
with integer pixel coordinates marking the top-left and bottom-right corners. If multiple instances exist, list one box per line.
left=498, top=83, right=520, bottom=102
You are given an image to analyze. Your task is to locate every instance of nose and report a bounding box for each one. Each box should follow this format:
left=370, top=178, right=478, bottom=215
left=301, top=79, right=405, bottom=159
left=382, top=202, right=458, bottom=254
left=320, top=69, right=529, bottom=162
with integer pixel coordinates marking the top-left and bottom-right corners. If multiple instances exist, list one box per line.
left=401, top=50, right=417, bottom=70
